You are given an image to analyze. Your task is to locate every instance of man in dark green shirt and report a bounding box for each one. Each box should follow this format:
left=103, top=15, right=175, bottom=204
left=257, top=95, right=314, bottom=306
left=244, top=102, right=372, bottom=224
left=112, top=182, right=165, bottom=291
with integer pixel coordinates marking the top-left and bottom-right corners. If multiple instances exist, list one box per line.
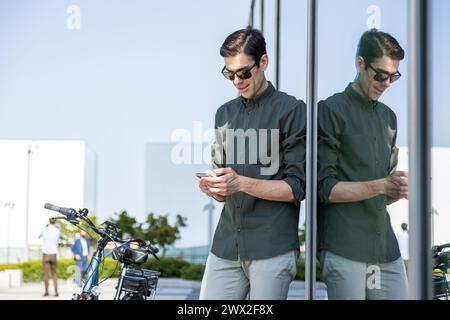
left=318, top=29, right=408, bottom=300
left=198, top=28, right=306, bottom=300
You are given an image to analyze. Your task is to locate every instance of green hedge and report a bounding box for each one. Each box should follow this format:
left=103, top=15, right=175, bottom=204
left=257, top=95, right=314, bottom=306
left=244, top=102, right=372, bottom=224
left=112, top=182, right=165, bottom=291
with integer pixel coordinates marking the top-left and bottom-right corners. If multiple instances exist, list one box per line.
left=0, top=259, right=74, bottom=282
left=0, top=257, right=321, bottom=283
left=141, top=257, right=198, bottom=278
left=179, top=263, right=205, bottom=281
left=0, top=263, right=20, bottom=272
left=0, top=258, right=201, bottom=282
left=141, top=257, right=188, bottom=278
left=295, top=258, right=323, bottom=281
left=0, top=258, right=121, bottom=283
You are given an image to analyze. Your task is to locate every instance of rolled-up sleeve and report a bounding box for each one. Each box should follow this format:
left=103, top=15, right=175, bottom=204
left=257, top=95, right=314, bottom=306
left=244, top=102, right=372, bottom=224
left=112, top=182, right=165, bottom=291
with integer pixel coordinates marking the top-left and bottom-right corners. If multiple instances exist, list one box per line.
left=211, top=111, right=226, bottom=170
left=388, top=114, right=398, bottom=175
left=280, top=100, right=306, bottom=204
left=318, top=100, right=343, bottom=206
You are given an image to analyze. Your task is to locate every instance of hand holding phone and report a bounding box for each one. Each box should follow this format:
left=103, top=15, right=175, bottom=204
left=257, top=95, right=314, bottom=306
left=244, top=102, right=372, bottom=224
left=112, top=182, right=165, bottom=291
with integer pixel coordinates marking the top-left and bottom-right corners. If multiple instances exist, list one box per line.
left=196, top=171, right=224, bottom=178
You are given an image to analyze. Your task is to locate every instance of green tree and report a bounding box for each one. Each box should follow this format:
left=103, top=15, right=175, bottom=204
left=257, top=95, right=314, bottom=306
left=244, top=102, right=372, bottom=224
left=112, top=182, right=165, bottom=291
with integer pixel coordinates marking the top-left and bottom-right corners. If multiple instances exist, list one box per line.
left=57, top=215, right=101, bottom=245
left=141, top=213, right=187, bottom=256
left=109, top=210, right=143, bottom=239
left=57, top=221, right=78, bottom=245
left=298, top=222, right=306, bottom=247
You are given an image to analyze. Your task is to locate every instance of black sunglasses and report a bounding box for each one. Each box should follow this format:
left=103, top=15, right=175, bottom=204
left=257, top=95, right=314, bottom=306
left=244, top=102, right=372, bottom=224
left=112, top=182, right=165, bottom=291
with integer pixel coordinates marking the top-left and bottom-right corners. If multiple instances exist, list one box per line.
left=368, top=64, right=401, bottom=83
left=221, top=62, right=258, bottom=81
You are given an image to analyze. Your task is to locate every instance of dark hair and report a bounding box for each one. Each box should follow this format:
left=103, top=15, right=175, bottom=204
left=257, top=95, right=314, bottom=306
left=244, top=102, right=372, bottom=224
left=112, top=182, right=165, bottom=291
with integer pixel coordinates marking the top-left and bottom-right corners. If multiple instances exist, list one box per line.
left=356, top=28, right=404, bottom=67
left=220, top=27, right=266, bottom=65
left=401, top=223, right=408, bottom=231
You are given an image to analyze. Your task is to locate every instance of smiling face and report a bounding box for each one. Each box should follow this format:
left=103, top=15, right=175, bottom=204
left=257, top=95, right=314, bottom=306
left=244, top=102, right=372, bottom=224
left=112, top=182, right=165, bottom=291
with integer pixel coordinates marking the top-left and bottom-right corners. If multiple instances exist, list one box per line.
left=223, top=52, right=268, bottom=100
left=355, top=55, right=401, bottom=101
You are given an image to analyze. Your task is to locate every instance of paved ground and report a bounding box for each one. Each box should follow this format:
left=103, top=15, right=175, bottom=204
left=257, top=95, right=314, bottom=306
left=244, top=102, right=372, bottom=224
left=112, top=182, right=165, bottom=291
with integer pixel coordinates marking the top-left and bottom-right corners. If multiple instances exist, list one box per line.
left=0, top=278, right=328, bottom=300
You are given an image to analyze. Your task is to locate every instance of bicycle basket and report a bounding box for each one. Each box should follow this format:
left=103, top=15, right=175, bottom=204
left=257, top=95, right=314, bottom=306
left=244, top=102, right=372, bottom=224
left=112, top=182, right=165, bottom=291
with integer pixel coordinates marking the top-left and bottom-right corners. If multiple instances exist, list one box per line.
left=121, top=268, right=160, bottom=298
left=433, top=272, right=450, bottom=298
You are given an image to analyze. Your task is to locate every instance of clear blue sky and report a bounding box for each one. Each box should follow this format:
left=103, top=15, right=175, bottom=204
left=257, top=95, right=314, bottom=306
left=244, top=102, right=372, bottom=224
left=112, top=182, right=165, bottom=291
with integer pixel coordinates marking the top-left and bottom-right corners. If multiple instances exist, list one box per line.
left=0, top=0, right=448, bottom=236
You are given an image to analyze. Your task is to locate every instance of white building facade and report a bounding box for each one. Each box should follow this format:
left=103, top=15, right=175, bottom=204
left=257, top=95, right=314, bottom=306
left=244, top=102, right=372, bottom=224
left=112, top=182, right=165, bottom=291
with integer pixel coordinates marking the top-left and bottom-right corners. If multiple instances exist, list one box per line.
left=387, top=147, right=450, bottom=245
left=0, top=140, right=97, bottom=263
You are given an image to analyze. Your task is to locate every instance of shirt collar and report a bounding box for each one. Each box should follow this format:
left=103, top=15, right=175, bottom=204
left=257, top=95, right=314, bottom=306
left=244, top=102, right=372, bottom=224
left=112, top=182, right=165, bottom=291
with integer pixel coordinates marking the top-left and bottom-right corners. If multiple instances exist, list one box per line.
left=345, top=82, right=378, bottom=110
left=240, top=81, right=275, bottom=108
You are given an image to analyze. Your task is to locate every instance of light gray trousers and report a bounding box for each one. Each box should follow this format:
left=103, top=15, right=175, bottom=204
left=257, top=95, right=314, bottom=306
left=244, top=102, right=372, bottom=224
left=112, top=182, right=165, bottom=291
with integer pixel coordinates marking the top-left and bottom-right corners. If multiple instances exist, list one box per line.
left=200, top=250, right=298, bottom=300
left=319, top=250, right=408, bottom=300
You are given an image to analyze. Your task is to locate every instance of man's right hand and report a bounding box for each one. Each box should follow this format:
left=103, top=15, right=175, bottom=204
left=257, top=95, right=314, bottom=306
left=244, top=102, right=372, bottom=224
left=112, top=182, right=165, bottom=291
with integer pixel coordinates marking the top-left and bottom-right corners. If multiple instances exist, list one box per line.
left=198, top=169, right=226, bottom=202
left=75, top=254, right=81, bottom=261
left=385, top=170, right=408, bottom=201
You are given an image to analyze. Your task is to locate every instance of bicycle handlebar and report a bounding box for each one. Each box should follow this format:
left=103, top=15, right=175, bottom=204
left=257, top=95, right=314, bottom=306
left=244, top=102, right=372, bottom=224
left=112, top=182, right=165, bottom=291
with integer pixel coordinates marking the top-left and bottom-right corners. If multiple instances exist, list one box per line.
left=45, top=203, right=78, bottom=221
left=44, top=203, right=73, bottom=215
left=434, top=243, right=450, bottom=252
left=44, top=203, right=159, bottom=258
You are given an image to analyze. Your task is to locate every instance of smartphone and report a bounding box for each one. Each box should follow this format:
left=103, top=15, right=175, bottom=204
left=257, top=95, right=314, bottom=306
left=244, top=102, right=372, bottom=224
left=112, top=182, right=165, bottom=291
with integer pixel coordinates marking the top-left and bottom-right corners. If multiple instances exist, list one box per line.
left=196, top=172, right=224, bottom=178
left=196, top=173, right=209, bottom=178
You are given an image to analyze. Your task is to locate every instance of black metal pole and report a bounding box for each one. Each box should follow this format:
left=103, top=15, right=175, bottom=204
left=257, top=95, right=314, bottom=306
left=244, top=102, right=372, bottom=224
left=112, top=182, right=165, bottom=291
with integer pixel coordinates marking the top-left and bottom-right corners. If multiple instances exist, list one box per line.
left=305, top=0, right=318, bottom=300
left=275, top=0, right=280, bottom=89
left=248, top=0, right=256, bottom=27
left=408, top=0, right=432, bottom=300
left=260, top=0, right=264, bottom=34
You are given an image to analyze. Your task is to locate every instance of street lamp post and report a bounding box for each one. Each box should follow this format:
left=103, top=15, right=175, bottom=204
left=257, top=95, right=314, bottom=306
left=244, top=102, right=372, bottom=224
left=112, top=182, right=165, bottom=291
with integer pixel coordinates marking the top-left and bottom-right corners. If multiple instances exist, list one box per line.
left=203, top=199, right=215, bottom=251
left=4, top=201, right=15, bottom=263
left=24, top=145, right=33, bottom=262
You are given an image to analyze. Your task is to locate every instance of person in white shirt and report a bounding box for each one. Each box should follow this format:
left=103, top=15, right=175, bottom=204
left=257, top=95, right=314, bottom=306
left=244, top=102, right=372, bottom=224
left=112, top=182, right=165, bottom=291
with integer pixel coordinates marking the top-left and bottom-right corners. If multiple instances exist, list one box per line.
left=39, top=218, right=61, bottom=296
left=396, top=222, right=409, bottom=274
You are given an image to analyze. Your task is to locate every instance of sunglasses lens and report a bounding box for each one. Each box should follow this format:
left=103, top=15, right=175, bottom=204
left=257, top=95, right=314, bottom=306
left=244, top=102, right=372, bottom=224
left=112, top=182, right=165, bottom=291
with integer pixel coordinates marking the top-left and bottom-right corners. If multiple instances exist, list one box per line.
left=374, top=72, right=401, bottom=83
left=222, top=62, right=256, bottom=81
left=222, top=71, right=234, bottom=80
left=390, top=73, right=401, bottom=83
left=374, top=73, right=389, bottom=82
left=239, top=70, right=252, bottom=80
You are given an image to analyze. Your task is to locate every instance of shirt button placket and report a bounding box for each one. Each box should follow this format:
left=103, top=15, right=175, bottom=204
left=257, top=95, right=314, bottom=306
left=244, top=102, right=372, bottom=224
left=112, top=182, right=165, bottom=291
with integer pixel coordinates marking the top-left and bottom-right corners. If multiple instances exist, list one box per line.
left=236, top=205, right=242, bottom=232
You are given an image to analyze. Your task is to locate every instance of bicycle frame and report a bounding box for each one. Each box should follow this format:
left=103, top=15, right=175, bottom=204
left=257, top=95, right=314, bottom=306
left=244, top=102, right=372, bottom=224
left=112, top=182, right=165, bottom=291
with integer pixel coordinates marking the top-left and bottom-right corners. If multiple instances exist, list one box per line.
left=77, top=232, right=112, bottom=299
left=114, top=264, right=129, bottom=300
left=81, top=251, right=102, bottom=297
